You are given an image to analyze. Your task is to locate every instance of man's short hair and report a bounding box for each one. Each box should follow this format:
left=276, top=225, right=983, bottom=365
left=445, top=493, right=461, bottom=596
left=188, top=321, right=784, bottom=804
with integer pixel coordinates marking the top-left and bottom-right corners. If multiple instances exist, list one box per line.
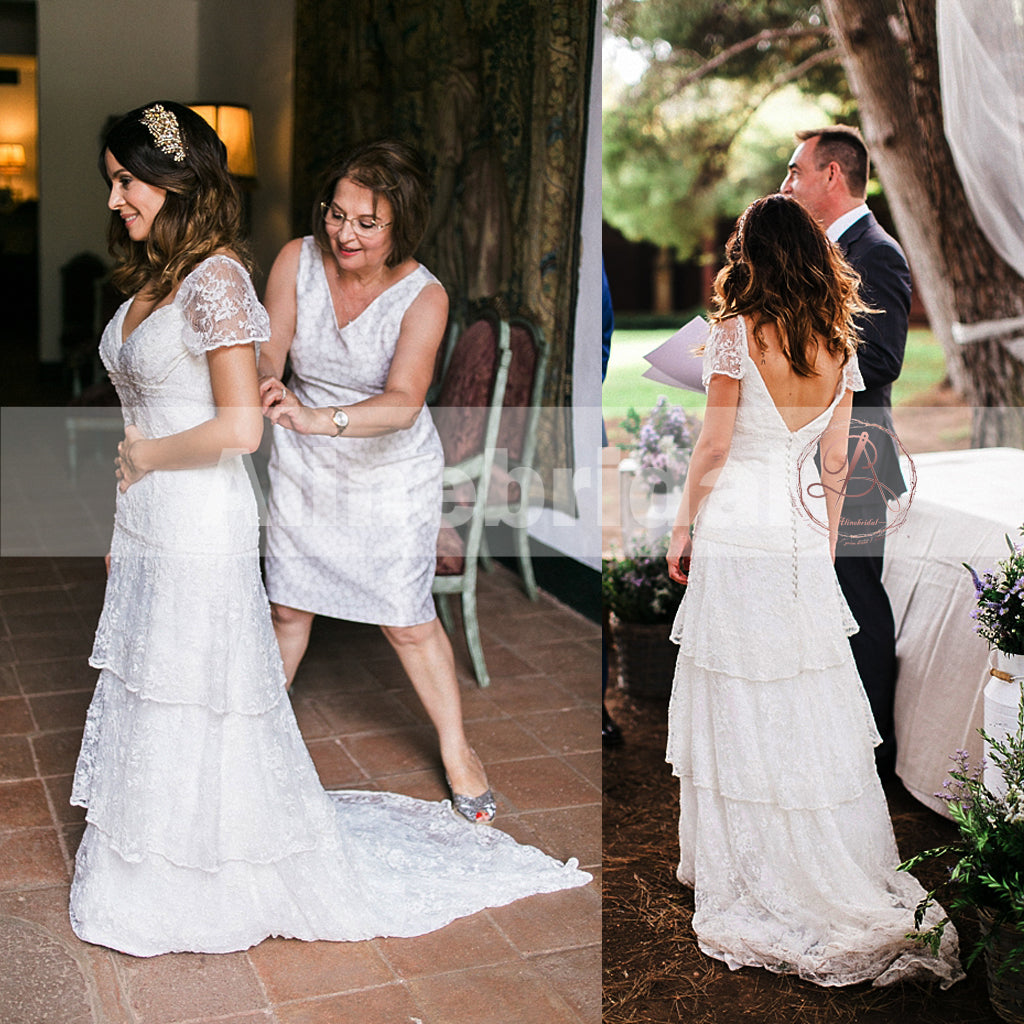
left=796, top=125, right=870, bottom=198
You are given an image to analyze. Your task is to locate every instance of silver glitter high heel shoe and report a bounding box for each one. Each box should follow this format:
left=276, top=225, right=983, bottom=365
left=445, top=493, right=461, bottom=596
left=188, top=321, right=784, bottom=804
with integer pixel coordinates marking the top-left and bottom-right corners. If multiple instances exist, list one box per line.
left=450, top=785, right=497, bottom=824
left=446, top=750, right=497, bottom=824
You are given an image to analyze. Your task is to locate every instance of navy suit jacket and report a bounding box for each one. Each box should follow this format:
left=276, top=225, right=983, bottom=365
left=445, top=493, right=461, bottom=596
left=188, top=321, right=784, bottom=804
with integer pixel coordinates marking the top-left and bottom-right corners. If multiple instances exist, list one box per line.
left=836, top=212, right=912, bottom=503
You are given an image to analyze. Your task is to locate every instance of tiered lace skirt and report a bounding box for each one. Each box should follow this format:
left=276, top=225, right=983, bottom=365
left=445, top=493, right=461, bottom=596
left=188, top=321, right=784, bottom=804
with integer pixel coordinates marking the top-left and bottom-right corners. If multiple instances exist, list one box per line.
left=70, top=477, right=589, bottom=957
left=666, top=533, right=963, bottom=988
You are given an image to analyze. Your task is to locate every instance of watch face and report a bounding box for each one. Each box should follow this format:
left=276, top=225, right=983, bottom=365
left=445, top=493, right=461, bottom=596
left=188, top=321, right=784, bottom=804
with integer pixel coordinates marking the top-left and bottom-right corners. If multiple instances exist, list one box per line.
left=332, top=408, right=348, bottom=431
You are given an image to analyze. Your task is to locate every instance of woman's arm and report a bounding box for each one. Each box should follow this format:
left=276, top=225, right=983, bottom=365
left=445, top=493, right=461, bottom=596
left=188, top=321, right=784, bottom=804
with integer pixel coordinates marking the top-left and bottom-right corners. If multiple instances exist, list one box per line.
left=258, top=239, right=302, bottom=384
left=116, top=343, right=263, bottom=491
left=666, top=373, right=740, bottom=583
left=818, top=388, right=854, bottom=562
left=266, top=282, right=449, bottom=438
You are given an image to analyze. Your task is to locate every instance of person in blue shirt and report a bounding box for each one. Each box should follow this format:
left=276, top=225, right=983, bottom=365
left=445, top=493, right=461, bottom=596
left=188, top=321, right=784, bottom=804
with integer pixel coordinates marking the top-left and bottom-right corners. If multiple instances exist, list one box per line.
left=602, top=260, right=623, bottom=747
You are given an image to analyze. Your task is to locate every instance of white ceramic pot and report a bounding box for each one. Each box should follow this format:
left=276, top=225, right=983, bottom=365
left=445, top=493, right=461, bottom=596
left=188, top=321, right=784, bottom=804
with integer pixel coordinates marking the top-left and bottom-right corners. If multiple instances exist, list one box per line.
left=983, top=650, right=1024, bottom=799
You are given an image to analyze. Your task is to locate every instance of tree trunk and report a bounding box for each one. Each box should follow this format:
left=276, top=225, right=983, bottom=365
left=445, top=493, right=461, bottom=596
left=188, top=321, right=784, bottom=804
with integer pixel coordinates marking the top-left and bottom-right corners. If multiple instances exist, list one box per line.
left=653, top=245, right=674, bottom=314
left=701, top=230, right=718, bottom=310
left=823, top=0, right=1024, bottom=447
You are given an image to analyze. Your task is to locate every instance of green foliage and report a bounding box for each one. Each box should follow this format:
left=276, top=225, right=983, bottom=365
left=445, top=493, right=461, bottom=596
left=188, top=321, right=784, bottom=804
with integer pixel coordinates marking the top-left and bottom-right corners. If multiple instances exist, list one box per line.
left=604, top=0, right=847, bottom=92
left=602, top=535, right=686, bottom=625
left=900, top=686, right=1024, bottom=974
left=603, top=0, right=856, bottom=259
left=602, top=94, right=725, bottom=255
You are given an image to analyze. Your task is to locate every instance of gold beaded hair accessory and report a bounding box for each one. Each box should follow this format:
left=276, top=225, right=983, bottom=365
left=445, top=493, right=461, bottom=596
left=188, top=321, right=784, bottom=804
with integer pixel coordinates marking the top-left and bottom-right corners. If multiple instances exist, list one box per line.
left=140, top=104, right=186, bottom=163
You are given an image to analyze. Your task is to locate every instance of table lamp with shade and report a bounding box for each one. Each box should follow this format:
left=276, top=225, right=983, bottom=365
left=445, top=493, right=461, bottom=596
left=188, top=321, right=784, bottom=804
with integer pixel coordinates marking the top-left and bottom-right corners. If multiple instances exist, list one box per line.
left=188, top=104, right=257, bottom=182
left=0, top=142, right=27, bottom=200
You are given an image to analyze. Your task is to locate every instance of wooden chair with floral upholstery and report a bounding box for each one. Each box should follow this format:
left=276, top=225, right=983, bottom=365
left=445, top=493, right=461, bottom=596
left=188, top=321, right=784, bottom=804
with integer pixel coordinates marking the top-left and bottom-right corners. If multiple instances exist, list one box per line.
left=430, top=308, right=512, bottom=687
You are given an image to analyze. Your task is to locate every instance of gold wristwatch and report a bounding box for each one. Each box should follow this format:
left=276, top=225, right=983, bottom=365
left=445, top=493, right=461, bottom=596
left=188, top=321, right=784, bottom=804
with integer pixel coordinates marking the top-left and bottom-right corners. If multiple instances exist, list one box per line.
left=331, top=407, right=349, bottom=436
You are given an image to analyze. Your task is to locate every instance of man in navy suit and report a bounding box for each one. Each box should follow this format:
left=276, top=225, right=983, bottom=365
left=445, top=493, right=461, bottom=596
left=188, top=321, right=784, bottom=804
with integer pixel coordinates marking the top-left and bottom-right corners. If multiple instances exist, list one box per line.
left=782, top=125, right=912, bottom=778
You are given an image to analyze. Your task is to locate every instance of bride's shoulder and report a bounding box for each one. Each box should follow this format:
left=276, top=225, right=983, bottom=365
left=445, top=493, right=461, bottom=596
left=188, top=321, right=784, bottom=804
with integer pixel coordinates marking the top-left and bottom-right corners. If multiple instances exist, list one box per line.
left=181, top=252, right=255, bottom=294
left=703, top=316, right=747, bottom=384
left=711, top=314, right=746, bottom=332
left=708, top=315, right=748, bottom=350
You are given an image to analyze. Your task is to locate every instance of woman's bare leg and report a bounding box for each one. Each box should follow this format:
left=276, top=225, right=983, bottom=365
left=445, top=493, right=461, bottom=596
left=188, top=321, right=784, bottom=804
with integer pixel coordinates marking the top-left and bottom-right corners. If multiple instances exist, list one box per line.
left=270, top=602, right=315, bottom=690
left=380, top=617, right=489, bottom=800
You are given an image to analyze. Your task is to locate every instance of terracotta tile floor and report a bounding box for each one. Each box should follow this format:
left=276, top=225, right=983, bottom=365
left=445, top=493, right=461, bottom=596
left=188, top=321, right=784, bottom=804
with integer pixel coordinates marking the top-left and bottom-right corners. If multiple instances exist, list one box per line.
left=0, top=556, right=601, bottom=1024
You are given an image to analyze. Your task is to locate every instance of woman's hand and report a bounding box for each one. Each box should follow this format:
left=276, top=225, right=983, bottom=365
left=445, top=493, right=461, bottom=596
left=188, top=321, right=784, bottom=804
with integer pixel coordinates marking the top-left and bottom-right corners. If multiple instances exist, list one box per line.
left=115, top=425, right=149, bottom=493
left=667, top=529, right=693, bottom=585
left=260, top=377, right=322, bottom=435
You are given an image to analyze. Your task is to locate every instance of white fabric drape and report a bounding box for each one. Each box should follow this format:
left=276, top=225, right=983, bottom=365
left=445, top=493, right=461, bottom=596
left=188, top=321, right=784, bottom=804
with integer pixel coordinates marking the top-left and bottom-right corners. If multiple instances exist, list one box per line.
left=937, top=0, right=1024, bottom=281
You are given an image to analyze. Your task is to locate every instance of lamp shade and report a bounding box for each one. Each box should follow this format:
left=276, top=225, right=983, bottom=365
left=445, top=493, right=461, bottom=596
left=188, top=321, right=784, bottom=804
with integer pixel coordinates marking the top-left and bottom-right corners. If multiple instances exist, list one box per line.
left=189, top=105, right=257, bottom=179
left=0, top=143, right=26, bottom=174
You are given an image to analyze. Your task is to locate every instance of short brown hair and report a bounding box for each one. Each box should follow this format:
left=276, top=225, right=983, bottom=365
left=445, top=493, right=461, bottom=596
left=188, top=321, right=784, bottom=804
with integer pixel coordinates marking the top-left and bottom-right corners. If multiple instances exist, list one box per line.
left=796, top=125, right=870, bottom=198
left=311, top=139, right=431, bottom=268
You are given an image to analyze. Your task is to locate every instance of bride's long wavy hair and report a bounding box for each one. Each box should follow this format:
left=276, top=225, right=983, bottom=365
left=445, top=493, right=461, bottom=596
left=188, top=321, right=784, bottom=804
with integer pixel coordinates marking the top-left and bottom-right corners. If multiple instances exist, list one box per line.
left=709, top=194, right=871, bottom=377
left=100, top=101, right=252, bottom=300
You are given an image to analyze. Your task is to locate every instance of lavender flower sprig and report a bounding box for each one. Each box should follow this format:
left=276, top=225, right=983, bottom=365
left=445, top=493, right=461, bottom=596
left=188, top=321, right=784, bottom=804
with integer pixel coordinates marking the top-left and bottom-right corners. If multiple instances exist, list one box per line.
left=619, top=397, right=698, bottom=493
left=963, top=528, right=1024, bottom=656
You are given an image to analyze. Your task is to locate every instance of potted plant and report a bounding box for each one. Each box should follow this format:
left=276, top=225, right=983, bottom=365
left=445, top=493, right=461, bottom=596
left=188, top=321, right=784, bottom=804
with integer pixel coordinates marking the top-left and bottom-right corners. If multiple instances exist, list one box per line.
left=901, top=529, right=1024, bottom=1022
left=602, top=535, right=686, bottom=699
left=966, top=530, right=1024, bottom=661
left=616, top=397, right=700, bottom=550
left=618, top=397, right=698, bottom=495
left=900, top=706, right=1024, bottom=1023
left=967, top=531, right=1024, bottom=799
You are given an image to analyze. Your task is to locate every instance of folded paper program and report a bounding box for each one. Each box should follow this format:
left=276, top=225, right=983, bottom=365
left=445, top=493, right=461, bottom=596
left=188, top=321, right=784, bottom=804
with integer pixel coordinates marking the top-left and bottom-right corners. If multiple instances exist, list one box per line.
left=642, top=316, right=710, bottom=393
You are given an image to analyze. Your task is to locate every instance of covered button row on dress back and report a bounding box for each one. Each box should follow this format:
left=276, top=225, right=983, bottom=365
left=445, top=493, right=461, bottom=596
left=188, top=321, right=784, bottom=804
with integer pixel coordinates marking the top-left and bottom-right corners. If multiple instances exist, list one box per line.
left=787, top=434, right=800, bottom=603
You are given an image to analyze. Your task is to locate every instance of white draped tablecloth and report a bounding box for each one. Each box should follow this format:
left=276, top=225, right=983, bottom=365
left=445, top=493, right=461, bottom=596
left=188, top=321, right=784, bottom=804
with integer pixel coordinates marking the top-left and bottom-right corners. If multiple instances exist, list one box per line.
left=883, top=447, right=1024, bottom=817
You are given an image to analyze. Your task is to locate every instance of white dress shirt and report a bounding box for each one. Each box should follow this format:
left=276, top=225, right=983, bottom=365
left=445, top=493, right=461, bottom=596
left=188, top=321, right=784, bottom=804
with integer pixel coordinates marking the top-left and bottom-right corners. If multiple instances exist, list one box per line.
left=826, top=203, right=870, bottom=242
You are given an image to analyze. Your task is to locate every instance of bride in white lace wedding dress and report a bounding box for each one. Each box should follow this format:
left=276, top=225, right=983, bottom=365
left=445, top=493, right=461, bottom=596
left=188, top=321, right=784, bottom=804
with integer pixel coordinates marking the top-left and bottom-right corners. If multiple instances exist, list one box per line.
left=664, top=196, right=962, bottom=988
left=69, top=102, right=588, bottom=958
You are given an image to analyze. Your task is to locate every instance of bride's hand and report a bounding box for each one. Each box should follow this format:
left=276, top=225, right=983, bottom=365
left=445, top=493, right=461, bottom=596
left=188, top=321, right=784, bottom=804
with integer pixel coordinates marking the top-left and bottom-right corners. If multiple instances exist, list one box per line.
left=116, top=425, right=149, bottom=493
left=259, top=374, right=287, bottom=416
left=667, top=530, right=692, bottom=585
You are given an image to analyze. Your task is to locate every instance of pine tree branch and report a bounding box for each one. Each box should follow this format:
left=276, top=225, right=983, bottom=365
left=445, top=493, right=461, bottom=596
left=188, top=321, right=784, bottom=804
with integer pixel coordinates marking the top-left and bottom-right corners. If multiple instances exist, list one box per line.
left=665, top=25, right=833, bottom=97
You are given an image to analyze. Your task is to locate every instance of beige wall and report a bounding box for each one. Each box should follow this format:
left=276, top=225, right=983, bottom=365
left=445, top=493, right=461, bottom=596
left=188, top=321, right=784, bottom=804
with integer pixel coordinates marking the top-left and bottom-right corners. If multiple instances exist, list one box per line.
left=197, top=0, right=295, bottom=286
left=37, top=0, right=200, bottom=361
left=35, top=0, right=294, bottom=361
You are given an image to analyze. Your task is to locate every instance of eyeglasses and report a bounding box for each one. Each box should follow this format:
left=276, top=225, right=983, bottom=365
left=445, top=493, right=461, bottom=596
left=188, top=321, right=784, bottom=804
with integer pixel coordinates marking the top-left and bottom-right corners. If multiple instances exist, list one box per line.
left=320, top=202, right=391, bottom=236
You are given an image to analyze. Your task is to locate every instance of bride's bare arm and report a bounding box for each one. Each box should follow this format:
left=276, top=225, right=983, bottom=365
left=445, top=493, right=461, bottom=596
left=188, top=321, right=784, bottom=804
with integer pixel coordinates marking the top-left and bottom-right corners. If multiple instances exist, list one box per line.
left=818, top=388, right=854, bottom=562
left=116, top=343, right=263, bottom=491
left=258, top=239, right=301, bottom=387
left=667, top=373, right=740, bottom=583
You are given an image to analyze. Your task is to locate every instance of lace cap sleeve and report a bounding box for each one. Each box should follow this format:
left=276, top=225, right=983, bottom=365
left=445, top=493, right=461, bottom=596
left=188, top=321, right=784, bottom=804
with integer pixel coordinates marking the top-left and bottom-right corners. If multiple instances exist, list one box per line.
left=701, top=317, right=746, bottom=387
left=844, top=352, right=866, bottom=393
left=179, top=256, right=271, bottom=357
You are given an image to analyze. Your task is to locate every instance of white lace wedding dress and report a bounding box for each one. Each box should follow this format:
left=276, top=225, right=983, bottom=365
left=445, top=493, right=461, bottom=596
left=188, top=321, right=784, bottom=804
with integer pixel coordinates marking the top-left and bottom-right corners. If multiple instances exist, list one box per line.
left=666, top=316, right=962, bottom=987
left=69, top=255, right=590, bottom=957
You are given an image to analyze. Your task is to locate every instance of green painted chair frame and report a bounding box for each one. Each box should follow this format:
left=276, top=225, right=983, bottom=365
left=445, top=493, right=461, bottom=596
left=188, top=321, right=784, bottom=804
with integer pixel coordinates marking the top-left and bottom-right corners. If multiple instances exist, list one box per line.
left=431, top=310, right=513, bottom=687
left=478, top=315, right=549, bottom=601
